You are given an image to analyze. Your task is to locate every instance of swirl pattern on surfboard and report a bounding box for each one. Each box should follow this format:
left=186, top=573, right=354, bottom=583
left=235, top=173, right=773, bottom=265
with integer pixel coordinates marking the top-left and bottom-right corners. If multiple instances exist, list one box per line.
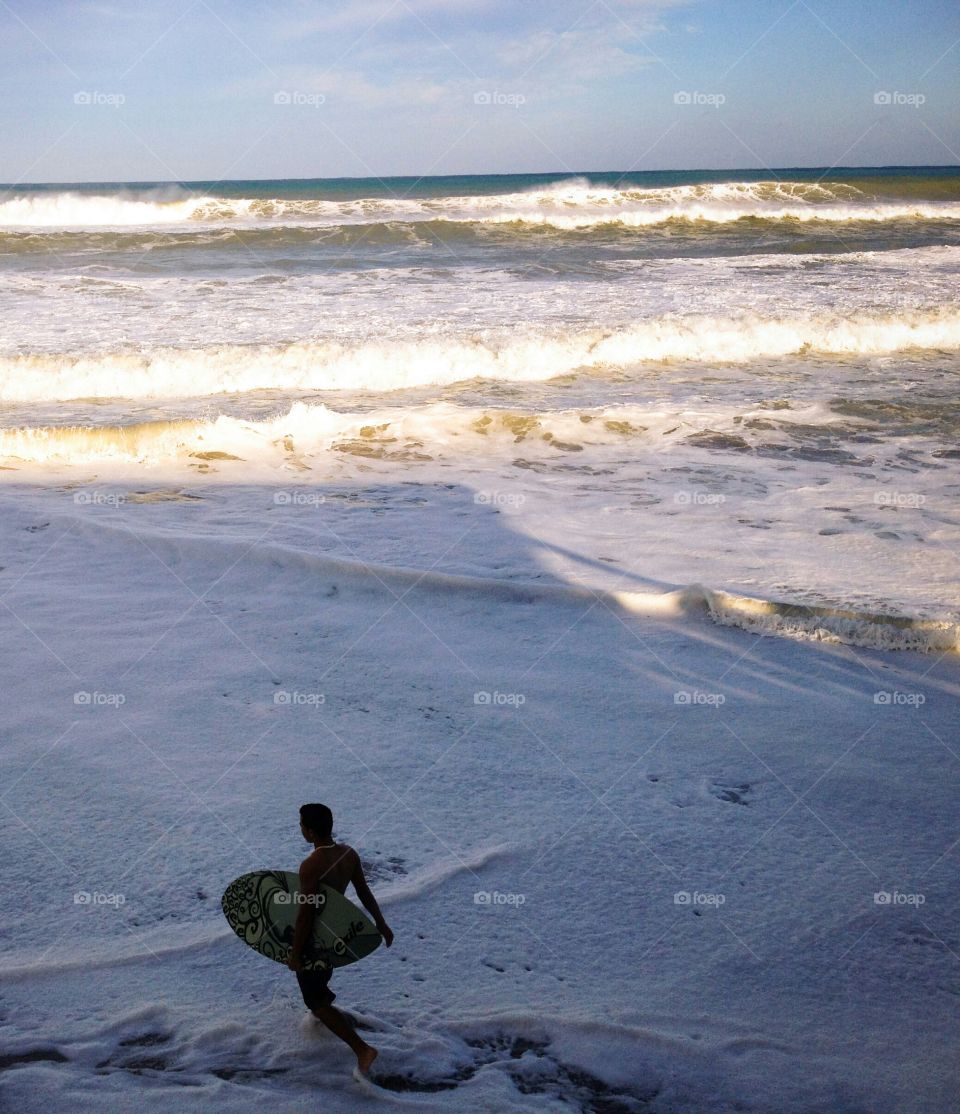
left=221, top=870, right=303, bottom=964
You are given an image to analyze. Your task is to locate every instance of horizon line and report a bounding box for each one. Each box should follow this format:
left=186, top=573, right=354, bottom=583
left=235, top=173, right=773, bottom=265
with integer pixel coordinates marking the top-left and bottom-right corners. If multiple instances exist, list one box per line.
left=4, top=163, right=958, bottom=189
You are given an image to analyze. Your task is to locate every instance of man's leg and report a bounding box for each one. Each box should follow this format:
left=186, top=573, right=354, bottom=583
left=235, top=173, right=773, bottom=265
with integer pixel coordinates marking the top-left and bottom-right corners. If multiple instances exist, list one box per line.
left=311, top=1005, right=378, bottom=1074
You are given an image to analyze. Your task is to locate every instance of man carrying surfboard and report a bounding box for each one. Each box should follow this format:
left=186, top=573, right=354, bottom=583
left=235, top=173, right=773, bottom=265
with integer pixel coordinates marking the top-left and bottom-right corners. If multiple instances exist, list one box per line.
left=287, top=802, right=394, bottom=1075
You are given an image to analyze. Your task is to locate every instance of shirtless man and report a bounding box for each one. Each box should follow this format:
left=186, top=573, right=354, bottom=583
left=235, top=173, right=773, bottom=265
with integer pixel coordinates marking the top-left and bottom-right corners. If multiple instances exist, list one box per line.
left=286, top=802, right=394, bottom=1075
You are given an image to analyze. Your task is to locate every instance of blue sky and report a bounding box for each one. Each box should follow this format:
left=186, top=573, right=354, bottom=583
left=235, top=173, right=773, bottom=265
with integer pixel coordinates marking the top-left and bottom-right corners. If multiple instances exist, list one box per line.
left=1, top=0, right=958, bottom=182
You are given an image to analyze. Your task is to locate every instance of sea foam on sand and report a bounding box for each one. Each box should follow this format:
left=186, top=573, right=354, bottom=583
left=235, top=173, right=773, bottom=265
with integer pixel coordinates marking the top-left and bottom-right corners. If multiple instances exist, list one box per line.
left=0, top=481, right=958, bottom=1112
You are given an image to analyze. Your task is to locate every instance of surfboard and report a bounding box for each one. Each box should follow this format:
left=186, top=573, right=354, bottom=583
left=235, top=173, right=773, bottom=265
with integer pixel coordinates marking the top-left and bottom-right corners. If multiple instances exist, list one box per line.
left=221, top=870, right=382, bottom=972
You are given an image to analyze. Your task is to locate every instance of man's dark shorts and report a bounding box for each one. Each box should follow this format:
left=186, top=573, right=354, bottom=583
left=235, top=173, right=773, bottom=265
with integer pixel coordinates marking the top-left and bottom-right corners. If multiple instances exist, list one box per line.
left=296, top=965, right=336, bottom=1010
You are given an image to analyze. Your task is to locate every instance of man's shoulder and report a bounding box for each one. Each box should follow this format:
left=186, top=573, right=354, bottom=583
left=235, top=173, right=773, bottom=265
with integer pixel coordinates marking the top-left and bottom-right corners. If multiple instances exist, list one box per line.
left=299, top=846, right=327, bottom=871
left=300, top=844, right=356, bottom=864
left=299, top=850, right=318, bottom=874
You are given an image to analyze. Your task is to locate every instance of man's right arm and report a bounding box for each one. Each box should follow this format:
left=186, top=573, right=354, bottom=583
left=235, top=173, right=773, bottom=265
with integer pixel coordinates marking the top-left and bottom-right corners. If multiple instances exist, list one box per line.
left=350, top=851, right=394, bottom=947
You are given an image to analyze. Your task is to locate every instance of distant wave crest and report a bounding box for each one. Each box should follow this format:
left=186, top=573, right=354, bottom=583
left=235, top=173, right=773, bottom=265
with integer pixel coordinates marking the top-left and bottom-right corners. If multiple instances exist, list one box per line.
left=3, top=180, right=960, bottom=230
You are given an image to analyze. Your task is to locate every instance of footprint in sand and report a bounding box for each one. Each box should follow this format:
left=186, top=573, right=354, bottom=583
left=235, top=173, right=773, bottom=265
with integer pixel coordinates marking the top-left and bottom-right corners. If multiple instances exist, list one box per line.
left=712, top=781, right=753, bottom=806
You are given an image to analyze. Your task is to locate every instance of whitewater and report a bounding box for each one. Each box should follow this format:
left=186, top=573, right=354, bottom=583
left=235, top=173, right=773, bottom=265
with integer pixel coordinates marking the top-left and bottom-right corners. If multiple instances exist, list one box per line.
left=2, top=307, right=959, bottom=401
left=1, top=168, right=959, bottom=1113
left=4, top=178, right=960, bottom=229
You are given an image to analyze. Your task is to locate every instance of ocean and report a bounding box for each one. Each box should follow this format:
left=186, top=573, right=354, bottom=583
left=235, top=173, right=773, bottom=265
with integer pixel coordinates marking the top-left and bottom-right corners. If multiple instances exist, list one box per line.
left=1, top=166, right=958, bottom=644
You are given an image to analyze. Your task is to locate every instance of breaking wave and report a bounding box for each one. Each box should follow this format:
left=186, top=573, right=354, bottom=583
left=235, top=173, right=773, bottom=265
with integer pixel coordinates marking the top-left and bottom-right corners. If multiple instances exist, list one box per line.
left=0, top=394, right=915, bottom=467
left=0, top=402, right=674, bottom=465
left=696, top=588, right=959, bottom=654
left=3, top=180, right=960, bottom=231
left=0, top=193, right=217, bottom=227
left=2, top=308, right=959, bottom=401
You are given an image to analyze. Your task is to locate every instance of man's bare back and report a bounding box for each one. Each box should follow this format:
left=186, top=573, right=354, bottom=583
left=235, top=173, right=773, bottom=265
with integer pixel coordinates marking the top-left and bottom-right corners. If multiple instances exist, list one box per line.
left=299, top=841, right=356, bottom=896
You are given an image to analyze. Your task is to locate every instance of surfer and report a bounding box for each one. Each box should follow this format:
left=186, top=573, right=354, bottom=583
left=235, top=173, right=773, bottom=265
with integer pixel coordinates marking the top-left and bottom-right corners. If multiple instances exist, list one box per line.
left=287, top=802, right=394, bottom=1075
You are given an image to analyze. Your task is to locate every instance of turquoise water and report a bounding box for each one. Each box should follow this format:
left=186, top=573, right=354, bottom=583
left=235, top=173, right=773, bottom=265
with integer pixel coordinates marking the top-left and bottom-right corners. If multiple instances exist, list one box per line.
left=9, top=165, right=960, bottom=200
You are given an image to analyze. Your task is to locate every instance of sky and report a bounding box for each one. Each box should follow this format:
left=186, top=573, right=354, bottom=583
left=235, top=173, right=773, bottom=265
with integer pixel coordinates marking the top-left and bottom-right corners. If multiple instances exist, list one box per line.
left=0, top=0, right=958, bottom=183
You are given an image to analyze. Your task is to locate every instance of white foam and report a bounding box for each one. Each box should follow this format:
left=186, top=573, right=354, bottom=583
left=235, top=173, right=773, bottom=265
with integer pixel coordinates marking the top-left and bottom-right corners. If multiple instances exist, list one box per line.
left=47, top=516, right=960, bottom=654
left=4, top=245, right=960, bottom=361
left=0, top=192, right=219, bottom=227
left=0, top=398, right=852, bottom=464
left=461, top=179, right=960, bottom=228
left=2, top=307, right=959, bottom=401
left=3, top=180, right=959, bottom=229
left=702, top=588, right=959, bottom=654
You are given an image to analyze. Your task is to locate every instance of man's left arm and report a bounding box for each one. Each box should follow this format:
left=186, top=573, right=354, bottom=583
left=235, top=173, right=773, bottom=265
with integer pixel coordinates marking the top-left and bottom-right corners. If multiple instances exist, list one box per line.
left=350, top=852, right=393, bottom=947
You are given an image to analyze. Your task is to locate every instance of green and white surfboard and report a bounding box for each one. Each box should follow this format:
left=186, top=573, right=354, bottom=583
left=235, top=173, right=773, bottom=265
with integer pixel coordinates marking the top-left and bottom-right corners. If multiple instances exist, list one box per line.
left=221, top=870, right=382, bottom=972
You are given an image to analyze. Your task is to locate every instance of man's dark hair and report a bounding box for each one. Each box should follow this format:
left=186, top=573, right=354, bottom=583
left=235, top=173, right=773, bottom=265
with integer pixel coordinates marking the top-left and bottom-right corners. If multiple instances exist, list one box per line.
left=300, top=802, right=333, bottom=839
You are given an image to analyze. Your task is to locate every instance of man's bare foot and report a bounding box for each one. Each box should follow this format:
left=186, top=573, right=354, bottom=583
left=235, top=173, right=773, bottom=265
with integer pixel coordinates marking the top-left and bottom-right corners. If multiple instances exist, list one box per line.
left=356, top=1044, right=378, bottom=1075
